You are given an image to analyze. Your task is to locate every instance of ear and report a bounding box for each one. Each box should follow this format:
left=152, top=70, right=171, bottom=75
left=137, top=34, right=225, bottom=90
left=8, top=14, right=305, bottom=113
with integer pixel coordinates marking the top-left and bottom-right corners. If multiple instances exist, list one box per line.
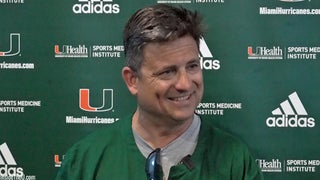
left=122, top=66, right=138, bottom=95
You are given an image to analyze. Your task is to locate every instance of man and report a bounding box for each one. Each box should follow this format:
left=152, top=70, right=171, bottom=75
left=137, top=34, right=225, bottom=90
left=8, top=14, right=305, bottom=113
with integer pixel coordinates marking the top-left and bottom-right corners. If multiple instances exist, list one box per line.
left=55, top=4, right=263, bottom=180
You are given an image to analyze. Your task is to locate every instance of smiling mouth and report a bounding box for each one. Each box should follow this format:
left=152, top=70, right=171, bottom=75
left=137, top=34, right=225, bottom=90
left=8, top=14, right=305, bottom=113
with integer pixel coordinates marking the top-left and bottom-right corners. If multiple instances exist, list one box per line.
left=169, top=94, right=192, bottom=102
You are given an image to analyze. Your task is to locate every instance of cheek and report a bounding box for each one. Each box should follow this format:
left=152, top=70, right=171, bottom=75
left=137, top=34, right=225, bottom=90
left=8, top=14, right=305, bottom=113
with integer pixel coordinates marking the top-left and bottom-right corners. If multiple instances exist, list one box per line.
left=195, top=74, right=204, bottom=97
left=194, top=73, right=204, bottom=87
left=154, top=83, right=169, bottom=97
left=138, top=80, right=164, bottom=97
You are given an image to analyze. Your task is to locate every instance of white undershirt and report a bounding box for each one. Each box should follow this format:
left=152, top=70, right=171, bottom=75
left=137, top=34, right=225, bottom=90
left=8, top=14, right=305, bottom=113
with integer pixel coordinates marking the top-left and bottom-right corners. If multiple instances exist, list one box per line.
left=133, top=114, right=201, bottom=179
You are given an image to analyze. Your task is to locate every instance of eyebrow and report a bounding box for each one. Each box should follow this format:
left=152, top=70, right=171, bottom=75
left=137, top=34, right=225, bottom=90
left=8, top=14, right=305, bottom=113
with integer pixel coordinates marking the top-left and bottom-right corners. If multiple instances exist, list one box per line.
left=151, top=65, right=176, bottom=77
left=189, top=58, right=200, bottom=63
left=151, top=58, right=200, bottom=75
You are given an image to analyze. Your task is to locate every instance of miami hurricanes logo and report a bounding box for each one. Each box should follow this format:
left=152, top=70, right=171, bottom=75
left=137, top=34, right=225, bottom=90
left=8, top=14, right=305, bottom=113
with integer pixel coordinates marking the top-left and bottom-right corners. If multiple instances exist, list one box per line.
left=54, top=155, right=63, bottom=167
left=0, top=33, right=21, bottom=57
left=79, top=89, right=113, bottom=112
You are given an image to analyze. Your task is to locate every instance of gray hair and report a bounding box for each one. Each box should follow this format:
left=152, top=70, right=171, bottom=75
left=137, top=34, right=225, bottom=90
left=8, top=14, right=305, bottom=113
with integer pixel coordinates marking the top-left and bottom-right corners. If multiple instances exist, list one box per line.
left=123, top=4, right=205, bottom=73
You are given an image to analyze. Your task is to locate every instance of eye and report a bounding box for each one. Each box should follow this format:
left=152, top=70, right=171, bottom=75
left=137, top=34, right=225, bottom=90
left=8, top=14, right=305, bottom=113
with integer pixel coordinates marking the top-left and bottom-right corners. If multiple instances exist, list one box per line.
left=156, top=67, right=176, bottom=80
left=187, top=61, right=201, bottom=73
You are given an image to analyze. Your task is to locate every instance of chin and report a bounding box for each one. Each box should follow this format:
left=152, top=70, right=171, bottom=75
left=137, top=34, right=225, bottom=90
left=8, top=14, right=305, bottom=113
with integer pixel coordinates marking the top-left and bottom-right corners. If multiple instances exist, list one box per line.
left=171, top=112, right=194, bottom=122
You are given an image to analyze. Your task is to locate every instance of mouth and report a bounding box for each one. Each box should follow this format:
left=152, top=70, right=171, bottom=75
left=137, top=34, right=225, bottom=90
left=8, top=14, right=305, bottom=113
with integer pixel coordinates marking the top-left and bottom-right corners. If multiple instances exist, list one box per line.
left=168, top=93, right=192, bottom=102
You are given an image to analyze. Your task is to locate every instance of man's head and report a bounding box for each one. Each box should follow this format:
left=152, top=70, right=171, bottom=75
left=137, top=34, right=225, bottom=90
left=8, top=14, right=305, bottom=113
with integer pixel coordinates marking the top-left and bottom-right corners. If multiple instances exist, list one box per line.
left=122, top=4, right=205, bottom=123
left=123, top=4, right=204, bottom=73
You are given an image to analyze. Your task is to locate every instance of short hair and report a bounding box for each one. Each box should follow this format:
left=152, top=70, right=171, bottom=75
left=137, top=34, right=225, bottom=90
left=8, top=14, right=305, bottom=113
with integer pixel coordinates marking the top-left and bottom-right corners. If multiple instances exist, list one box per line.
left=123, top=4, right=205, bottom=73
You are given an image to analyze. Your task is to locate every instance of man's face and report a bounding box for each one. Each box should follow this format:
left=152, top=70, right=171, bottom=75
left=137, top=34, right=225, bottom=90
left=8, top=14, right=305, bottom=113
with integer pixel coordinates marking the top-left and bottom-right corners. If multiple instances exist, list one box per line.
left=135, top=35, right=204, bottom=123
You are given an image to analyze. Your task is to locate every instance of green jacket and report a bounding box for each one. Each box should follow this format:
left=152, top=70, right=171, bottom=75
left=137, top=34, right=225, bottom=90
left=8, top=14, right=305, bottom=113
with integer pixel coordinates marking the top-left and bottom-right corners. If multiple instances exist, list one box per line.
left=55, top=115, right=264, bottom=180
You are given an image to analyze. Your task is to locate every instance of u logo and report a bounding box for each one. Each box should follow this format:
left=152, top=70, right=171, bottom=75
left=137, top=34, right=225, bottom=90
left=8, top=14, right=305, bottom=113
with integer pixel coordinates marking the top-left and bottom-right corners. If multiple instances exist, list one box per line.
left=79, top=89, right=113, bottom=112
left=0, top=33, right=20, bottom=57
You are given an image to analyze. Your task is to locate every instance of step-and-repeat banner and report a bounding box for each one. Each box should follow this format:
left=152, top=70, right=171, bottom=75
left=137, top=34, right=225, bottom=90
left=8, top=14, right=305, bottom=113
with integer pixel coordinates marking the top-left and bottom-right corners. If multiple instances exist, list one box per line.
left=0, top=0, right=319, bottom=179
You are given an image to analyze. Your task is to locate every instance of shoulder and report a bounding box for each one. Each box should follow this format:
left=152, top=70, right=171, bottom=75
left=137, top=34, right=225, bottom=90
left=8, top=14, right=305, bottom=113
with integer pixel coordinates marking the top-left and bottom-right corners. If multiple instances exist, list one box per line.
left=64, top=116, right=131, bottom=163
left=55, top=117, right=131, bottom=179
left=199, top=118, right=251, bottom=155
left=198, top=118, right=264, bottom=179
left=67, top=116, right=129, bottom=154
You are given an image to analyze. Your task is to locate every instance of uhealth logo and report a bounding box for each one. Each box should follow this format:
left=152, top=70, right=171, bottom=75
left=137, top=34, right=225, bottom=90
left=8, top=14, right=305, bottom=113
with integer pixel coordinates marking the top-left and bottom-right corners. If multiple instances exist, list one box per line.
left=79, top=89, right=113, bottom=112
left=54, top=45, right=88, bottom=58
left=266, top=92, right=315, bottom=128
left=54, top=155, right=64, bottom=168
left=256, top=159, right=282, bottom=172
left=73, top=0, right=120, bottom=14
left=0, top=33, right=20, bottom=57
left=248, top=46, right=283, bottom=60
left=0, top=143, right=24, bottom=178
left=199, top=37, right=220, bottom=70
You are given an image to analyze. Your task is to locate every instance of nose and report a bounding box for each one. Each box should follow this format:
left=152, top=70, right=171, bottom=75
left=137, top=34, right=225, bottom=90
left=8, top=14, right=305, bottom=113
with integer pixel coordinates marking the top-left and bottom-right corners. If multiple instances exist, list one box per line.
left=175, top=70, right=192, bottom=91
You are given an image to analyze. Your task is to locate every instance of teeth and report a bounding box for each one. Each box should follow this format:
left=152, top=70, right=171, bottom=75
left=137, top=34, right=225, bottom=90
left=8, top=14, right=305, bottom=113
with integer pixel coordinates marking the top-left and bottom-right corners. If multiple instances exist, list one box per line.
left=172, top=95, right=189, bottom=101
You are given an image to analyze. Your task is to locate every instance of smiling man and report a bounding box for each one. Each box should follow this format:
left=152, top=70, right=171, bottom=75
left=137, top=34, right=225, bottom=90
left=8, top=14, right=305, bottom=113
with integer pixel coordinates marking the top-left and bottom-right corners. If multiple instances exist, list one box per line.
left=55, top=4, right=264, bottom=180
left=124, top=34, right=203, bottom=146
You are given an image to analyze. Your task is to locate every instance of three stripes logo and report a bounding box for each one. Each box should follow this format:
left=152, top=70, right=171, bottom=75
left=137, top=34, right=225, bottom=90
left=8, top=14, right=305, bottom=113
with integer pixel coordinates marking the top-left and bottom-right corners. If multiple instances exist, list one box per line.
left=0, top=143, right=16, bottom=166
left=266, top=92, right=315, bottom=128
left=0, top=142, right=24, bottom=177
left=199, top=37, right=220, bottom=70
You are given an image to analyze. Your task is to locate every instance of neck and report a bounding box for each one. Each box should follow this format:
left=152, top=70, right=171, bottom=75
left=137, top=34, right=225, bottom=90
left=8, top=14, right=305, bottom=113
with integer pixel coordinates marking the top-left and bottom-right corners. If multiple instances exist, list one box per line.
left=132, top=110, right=193, bottom=149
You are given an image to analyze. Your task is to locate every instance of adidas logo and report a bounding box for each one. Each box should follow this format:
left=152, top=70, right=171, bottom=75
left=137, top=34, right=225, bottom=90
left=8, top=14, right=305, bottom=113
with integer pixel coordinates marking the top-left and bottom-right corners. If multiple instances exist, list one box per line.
left=0, top=143, right=17, bottom=166
left=266, top=92, right=315, bottom=128
left=0, top=142, right=24, bottom=177
left=199, top=37, right=220, bottom=70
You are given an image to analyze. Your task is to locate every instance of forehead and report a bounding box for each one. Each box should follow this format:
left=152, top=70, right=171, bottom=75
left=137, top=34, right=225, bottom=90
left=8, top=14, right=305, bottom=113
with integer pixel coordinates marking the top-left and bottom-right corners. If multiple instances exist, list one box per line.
left=142, top=35, right=199, bottom=66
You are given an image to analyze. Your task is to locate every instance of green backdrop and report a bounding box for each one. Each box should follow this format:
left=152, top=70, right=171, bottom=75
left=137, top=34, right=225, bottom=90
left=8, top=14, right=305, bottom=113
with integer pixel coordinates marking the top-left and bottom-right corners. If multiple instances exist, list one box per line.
left=0, top=0, right=319, bottom=179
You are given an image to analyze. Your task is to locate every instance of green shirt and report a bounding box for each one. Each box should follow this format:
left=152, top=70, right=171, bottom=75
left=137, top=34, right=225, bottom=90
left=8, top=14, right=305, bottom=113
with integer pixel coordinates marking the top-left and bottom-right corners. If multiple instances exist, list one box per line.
left=55, top=115, right=264, bottom=180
